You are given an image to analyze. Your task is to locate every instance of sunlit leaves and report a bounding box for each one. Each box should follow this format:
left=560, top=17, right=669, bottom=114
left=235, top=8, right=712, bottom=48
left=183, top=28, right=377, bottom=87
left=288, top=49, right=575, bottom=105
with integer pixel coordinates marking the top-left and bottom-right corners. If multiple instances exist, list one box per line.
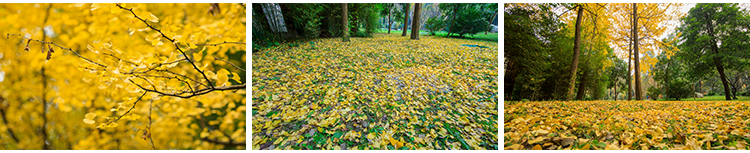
left=504, top=101, right=750, bottom=150
left=83, top=113, right=97, bottom=124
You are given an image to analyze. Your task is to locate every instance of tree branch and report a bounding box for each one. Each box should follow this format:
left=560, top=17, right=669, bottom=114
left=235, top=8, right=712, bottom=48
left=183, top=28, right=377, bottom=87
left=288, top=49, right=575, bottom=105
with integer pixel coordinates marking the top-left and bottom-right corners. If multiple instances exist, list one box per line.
left=6, top=34, right=108, bottom=68
left=129, top=79, right=245, bottom=98
left=116, top=4, right=215, bottom=89
left=213, top=56, right=245, bottom=72
left=201, top=137, right=246, bottom=146
left=104, top=92, right=148, bottom=126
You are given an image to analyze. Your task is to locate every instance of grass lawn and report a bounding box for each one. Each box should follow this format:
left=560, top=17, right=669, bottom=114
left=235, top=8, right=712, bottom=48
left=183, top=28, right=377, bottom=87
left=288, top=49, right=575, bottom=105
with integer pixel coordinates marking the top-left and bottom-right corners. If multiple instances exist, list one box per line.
left=376, top=29, right=498, bottom=42
left=252, top=34, right=499, bottom=150
left=660, top=95, right=750, bottom=101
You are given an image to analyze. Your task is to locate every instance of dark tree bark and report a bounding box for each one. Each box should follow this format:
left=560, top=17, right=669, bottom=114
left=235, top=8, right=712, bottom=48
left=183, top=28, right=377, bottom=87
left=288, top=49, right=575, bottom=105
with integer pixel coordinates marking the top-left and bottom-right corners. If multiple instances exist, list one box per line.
left=402, top=3, right=410, bottom=36
left=567, top=5, right=583, bottom=101
left=704, top=11, right=732, bottom=100
left=342, top=3, right=349, bottom=42
left=411, top=3, right=422, bottom=40
left=633, top=3, right=643, bottom=100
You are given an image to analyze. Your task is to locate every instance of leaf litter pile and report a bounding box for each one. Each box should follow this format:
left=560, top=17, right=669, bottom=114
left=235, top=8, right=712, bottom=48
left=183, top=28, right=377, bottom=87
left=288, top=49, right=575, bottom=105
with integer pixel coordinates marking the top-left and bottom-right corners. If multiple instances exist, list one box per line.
left=504, top=101, right=750, bottom=150
left=252, top=34, right=499, bottom=150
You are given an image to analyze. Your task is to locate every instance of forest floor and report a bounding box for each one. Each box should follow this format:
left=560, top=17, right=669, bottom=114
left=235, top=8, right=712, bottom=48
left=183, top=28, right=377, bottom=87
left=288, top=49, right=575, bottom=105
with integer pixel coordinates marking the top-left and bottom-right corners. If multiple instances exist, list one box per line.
left=251, top=34, right=499, bottom=149
left=504, top=100, right=750, bottom=150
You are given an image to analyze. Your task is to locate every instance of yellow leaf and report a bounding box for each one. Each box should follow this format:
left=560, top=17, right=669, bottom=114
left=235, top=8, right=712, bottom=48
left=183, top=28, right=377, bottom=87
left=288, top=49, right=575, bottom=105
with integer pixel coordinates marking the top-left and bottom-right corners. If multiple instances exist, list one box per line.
left=532, top=144, right=542, bottom=150
left=581, top=143, right=590, bottom=150
left=193, top=52, right=202, bottom=62
left=216, top=69, right=229, bottom=86
left=505, top=144, right=522, bottom=150
left=528, top=137, right=545, bottom=144
left=367, top=132, right=376, bottom=140
left=231, top=72, right=241, bottom=83
left=83, top=118, right=95, bottom=124
left=85, top=112, right=97, bottom=119
left=148, top=13, right=159, bottom=22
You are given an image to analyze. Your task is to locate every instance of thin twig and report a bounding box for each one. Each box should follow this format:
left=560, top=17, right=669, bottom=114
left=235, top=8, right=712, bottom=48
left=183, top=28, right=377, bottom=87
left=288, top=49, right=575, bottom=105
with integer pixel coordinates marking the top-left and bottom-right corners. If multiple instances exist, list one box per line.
left=7, top=34, right=108, bottom=68
left=149, top=99, right=155, bottom=150
left=193, top=41, right=246, bottom=46
left=213, top=56, right=245, bottom=72
left=104, top=92, right=148, bottom=126
left=116, top=4, right=215, bottom=89
left=130, top=79, right=245, bottom=98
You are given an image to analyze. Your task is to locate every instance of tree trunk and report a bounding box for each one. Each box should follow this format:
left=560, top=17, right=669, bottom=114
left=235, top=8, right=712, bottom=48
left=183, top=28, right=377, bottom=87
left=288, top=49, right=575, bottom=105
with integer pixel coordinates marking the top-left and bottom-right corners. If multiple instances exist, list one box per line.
left=411, top=3, right=422, bottom=40
left=615, top=77, right=618, bottom=101
left=628, top=8, right=633, bottom=101
left=486, top=10, right=497, bottom=35
left=567, top=5, right=584, bottom=101
left=665, top=59, right=670, bottom=100
left=633, top=3, right=643, bottom=100
left=342, top=3, right=349, bottom=42
left=704, top=11, right=732, bottom=100
left=402, top=3, right=410, bottom=36
left=388, top=5, right=392, bottom=34
left=449, top=4, right=459, bottom=36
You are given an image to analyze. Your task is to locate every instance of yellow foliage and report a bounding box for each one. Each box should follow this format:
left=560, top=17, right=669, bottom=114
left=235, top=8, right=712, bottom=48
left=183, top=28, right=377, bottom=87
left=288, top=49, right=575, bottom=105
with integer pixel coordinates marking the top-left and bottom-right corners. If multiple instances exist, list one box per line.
left=0, top=3, right=245, bottom=149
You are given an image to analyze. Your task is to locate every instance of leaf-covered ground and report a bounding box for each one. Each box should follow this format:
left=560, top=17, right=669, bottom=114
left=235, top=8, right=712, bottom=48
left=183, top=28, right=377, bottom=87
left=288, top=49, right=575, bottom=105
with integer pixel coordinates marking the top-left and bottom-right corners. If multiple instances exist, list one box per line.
left=504, top=101, right=750, bottom=150
left=252, top=34, right=499, bottom=150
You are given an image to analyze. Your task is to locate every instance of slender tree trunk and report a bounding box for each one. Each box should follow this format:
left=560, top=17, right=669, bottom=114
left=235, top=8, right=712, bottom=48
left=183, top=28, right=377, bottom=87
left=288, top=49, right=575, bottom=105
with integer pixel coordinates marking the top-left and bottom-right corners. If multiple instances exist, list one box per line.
left=342, top=3, right=349, bottom=42
left=388, top=5, right=392, bottom=34
left=486, top=11, right=497, bottom=35
left=567, top=5, right=583, bottom=101
left=704, top=11, right=732, bottom=100
left=402, top=3, right=410, bottom=36
left=615, top=78, right=618, bottom=101
left=450, top=4, right=459, bottom=36
left=665, top=59, right=670, bottom=100
left=633, top=3, right=643, bottom=100
left=628, top=32, right=632, bottom=101
left=411, top=3, right=422, bottom=40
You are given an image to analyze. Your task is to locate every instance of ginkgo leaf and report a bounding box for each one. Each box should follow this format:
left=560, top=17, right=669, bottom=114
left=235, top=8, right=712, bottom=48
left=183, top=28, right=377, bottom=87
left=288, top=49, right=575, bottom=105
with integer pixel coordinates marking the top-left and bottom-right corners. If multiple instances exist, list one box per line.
left=192, top=52, right=202, bottom=62
left=83, top=118, right=96, bottom=124
left=231, top=72, right=241, bottom=83
left=532, top=144, right=542, bottom=150
left=216, top=69, right=229, bottom=86
left=148, top=13, right=159, bottom=22
left=85, top=112, right=97, bottom=119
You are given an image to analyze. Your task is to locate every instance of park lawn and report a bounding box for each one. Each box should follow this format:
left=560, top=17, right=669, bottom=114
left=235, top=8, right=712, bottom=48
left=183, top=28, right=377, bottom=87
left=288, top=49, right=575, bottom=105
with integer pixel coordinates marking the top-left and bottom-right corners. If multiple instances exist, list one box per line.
left=504, top=100, right=750, bottom=150
left=376, top=29, right=498, bottom=42
left=252, top=34, right=499, bottom=150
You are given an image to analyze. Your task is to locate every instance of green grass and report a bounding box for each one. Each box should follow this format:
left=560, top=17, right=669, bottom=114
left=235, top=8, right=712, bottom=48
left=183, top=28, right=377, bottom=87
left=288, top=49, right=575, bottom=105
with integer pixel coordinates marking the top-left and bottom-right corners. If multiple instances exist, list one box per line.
left=376, top=29, right=498, bottom=42
left=654, top=95, right=750, bottom=101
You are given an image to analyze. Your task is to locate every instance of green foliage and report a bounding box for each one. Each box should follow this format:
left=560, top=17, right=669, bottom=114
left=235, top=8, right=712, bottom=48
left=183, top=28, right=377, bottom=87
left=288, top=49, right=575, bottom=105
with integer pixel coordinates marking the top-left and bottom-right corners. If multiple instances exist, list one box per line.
left=439, top=3, right=493, bottom=37
left=504, top=4, right=570, bottom=101
left=678, top=3, right=750, bottom=80
left=647, top=86, right=661, bottom=100
left=282, top=4, right=325, bottom=39
left=424, top=16, right=445, bottom=35
left=668, top=78, right=695, bottom=100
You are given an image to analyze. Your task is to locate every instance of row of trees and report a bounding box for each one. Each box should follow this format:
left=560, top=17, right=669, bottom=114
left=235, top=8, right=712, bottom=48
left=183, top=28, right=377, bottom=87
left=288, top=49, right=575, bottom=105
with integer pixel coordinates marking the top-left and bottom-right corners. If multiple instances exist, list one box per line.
left=649, top=3, right=750, bottom=100
left=506, top=3, right=750, bottom=101
left=252, top=3, right=498, bottom=51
